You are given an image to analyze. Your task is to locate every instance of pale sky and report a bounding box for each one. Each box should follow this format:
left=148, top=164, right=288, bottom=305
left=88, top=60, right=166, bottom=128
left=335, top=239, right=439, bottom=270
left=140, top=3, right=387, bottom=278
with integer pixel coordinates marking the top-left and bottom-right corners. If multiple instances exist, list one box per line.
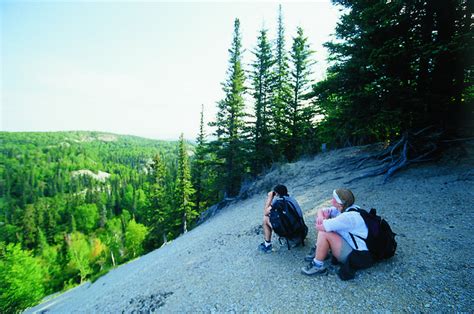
left=1, top=1, right=341, bottom=140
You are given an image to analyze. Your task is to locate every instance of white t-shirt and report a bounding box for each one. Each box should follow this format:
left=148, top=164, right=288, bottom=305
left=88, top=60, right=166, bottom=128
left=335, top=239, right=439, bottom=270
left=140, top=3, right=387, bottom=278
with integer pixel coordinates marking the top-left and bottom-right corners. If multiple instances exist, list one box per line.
left=323, top=206, right=368, bottom=251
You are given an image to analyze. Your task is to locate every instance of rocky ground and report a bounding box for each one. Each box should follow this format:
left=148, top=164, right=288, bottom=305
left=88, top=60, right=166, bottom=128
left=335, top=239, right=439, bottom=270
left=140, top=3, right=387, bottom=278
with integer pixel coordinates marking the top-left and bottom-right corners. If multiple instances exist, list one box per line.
left=26, top=142, right=474, bottom=313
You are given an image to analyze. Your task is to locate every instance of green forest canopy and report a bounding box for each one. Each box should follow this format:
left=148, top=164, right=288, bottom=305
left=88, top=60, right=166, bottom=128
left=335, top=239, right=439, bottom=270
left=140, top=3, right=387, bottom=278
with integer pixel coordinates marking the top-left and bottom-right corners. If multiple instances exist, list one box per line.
left=0, top=131, right=197, bottom=312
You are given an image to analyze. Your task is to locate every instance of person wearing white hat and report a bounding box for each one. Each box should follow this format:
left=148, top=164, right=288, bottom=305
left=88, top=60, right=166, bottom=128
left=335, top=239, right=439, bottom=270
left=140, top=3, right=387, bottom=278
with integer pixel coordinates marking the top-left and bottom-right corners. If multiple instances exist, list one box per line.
left=301, top=188, right=371, bottom=278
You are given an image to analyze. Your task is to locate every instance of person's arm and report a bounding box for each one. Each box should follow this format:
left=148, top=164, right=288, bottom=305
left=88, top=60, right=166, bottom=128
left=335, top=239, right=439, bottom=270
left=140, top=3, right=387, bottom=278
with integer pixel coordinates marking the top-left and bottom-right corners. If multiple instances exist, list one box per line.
left=264, top=191, right=275, bottom=216
left=323, top=212, right=356, bottom=232
left=315, top=207, right=331, bottom=231
left=315, top=207, right=331, bottom=225
left=316, top=220, right=326, bottom=232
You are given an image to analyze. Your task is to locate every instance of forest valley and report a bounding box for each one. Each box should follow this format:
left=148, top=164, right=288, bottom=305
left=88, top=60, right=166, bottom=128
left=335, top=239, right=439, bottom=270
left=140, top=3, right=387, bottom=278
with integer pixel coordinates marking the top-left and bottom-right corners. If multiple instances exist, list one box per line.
left=1, top=132, right=199, bottom=311
left=1, top=1, right=472, bottom=312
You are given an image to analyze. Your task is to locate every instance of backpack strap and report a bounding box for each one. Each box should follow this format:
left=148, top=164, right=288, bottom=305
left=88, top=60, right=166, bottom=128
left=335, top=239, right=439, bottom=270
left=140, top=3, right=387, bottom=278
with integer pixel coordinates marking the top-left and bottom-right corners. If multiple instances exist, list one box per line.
left=347, top=207, right=367, bottom=249
left=277, top=200, right=290, bottom=251
left=349, top=233, right=359, bottom=249
left=346, top=206, right=360, bottom=213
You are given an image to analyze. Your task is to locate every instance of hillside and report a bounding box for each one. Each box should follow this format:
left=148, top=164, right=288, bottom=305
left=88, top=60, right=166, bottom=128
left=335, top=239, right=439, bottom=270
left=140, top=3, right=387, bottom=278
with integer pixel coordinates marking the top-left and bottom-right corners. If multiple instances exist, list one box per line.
left=25, top=142, right=474, bottom=312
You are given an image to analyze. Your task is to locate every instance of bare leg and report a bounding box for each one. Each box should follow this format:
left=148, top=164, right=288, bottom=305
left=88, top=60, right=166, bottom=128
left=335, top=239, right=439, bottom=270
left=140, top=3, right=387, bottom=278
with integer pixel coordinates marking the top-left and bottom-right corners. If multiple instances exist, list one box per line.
left=262, top=192, right=274, bottom=242
left=263, top=216, right=272, bottom=242
left=263, top=192, right=273, bottom=212
left=314, top=231, right=343, bottom=261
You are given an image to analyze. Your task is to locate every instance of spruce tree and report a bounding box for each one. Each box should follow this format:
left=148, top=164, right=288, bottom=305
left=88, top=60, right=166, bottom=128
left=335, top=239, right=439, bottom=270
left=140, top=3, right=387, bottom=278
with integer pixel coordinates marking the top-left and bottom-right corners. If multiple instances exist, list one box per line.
left=174, top=134, right=196, bottom=234
left=250, top=28, right=275, bottom=175
left=146, top=153, right=171, bottom=246
left=287, top=26, right=315, bottom=161
left=22, top=204, right=37, bottom=249
left=192, top=105, right=221, bottom=210
left=191, top=105, right=206, bottom=213
left=209, top=18, right=248, bottom=197
left=271, top=5, right=292, bottom=161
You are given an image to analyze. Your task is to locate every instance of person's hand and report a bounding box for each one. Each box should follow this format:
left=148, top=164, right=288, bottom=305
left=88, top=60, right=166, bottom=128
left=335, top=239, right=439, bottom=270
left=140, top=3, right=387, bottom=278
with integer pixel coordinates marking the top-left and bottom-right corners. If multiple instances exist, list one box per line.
left=316, top=221, right=325, bottom=232
left=316, top=216, right=324, bottom=225
left=268, top=191, right=275, bottom=197
left=264, top=206, right=272, bottom=216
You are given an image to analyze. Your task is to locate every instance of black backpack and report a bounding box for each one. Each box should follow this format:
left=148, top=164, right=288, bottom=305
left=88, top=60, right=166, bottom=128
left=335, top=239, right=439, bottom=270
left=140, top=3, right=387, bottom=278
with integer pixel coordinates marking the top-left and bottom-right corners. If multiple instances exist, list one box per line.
left=269, top=197, right=308, bottom=249
left=348, top=208, right=397, bottom=261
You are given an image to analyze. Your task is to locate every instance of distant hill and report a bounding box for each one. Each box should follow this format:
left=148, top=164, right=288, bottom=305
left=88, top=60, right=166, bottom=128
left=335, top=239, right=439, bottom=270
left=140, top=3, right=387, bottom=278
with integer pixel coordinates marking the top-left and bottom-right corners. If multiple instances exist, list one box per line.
left=24, top=141, right=474, bottom=312
left=0, top=130, right=177, bottom=144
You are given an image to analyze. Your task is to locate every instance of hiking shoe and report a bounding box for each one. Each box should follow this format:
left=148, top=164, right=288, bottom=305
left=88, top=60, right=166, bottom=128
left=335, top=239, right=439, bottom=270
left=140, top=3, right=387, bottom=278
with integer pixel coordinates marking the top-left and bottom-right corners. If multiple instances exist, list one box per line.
left=258, top=242, right=272, bottom=253
left=301, top=261, right=327, bottom=276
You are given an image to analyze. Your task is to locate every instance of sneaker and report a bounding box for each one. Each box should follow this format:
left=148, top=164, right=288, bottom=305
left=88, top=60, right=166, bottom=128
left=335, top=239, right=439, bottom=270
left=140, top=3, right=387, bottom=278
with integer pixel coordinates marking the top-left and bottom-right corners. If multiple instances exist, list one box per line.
left=301, top=261, right=327, bottom=276
left=258, top=242, right=272, bottom=253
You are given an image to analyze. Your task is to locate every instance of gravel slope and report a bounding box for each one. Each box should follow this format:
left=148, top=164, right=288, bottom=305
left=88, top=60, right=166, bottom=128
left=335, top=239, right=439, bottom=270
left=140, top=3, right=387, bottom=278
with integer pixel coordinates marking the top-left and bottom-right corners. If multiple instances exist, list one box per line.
left=26, top=143, right=474, bottom=313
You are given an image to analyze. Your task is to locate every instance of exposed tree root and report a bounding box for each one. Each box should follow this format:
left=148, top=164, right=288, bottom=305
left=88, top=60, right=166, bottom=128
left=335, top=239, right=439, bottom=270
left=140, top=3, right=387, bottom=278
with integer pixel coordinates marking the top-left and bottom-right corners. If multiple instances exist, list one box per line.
left=345, top=127, right=443, bottom=184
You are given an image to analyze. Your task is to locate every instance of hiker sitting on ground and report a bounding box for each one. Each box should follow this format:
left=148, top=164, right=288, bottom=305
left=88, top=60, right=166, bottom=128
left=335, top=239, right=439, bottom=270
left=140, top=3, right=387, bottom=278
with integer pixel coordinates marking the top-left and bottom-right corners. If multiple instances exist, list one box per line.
left=301, top=189, right=373, bottom=279
left=258, top=184, right=304, bottom=253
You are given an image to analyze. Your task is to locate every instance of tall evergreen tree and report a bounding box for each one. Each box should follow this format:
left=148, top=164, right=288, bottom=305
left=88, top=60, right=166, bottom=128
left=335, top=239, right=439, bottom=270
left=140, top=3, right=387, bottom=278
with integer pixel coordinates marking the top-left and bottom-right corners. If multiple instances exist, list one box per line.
left=22, top=204, right=37, bottom=249
left=192, top=106, right=221, bottom=210
left=146, top=153, right=171, bottom=246
left=174, top=134, right=196, bottom=234
left=271, top=5, right=293, bottom=160
left=286, top=26, right=315, bottom=161
left=250, top=28, right=275, bottom=175
left=191, top=105, right=206, bottom=213
left=209, top=18, right=248, bottom=197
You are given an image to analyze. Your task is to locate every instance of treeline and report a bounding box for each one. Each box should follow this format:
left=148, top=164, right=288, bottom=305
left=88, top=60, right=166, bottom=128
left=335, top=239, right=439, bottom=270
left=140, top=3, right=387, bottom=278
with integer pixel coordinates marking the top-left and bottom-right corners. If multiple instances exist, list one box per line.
left=0, top=131, right=199, bottom=312
left=193, top=1, right=472, bottom=199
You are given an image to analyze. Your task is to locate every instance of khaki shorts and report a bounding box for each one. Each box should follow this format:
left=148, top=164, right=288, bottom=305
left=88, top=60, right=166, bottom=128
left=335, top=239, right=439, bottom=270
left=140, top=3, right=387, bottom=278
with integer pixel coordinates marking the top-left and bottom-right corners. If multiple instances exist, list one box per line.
left=338, top=238, right=353, bottom=263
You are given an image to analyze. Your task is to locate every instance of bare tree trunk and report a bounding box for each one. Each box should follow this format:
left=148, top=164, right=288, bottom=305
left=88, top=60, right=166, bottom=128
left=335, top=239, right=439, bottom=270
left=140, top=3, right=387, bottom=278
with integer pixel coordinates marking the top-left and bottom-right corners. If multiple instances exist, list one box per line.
left=183, top=212, right=187, bottom=234
left=111, top=251, right=116, bottom=267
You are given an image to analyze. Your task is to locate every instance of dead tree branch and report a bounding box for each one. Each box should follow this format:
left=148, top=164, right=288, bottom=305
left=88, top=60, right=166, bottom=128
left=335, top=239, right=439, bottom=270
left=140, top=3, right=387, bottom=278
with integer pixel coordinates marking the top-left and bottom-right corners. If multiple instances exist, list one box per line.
left=345, top=127, right=445, bottom=184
